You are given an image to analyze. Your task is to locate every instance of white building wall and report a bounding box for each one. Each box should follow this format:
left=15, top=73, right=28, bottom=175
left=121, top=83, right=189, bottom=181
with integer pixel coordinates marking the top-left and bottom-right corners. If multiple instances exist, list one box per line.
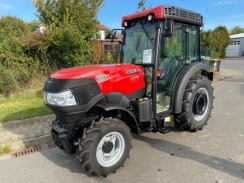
left=99, top=30, right=105, bottom=40
left=226, top=33, right=244, bottom=57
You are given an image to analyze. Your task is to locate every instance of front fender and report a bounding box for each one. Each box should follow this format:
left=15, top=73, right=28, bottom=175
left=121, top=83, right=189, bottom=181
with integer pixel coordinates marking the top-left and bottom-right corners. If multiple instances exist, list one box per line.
left=96, top=103, right=140, bottom=134
left=172, top=62, right=212, bottom=113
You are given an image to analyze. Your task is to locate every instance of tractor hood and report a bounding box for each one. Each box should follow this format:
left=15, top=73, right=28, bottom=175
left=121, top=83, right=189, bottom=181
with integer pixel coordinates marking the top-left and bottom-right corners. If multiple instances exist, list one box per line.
left=50, top=64, right=145, bottom=95
left=51, top=64, right=140, bottom=79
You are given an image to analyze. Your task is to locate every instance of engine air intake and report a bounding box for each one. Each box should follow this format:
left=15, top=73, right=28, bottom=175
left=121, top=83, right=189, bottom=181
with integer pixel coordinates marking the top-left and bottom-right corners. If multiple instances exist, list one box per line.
left=164, top=6, right=203, bottom=26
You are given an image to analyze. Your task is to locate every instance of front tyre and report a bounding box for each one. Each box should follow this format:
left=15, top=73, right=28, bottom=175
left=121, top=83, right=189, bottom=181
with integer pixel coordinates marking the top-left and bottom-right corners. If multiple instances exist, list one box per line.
left=77, top=118, right=132, bottom=176
left=175, top=76, right=214, bottom=131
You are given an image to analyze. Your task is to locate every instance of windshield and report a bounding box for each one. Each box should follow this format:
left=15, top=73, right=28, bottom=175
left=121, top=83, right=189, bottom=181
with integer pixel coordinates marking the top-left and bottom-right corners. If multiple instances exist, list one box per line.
left=122, top=20, right=156, bottom=64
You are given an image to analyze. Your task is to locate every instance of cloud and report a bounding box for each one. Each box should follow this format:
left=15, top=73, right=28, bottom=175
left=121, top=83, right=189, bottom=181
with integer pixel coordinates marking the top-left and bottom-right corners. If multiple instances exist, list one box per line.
left=212, top=0, right=244, bottom=6
left=216, top=14, right=244, bottom=20
left=0, top=3, right=12, bottom=10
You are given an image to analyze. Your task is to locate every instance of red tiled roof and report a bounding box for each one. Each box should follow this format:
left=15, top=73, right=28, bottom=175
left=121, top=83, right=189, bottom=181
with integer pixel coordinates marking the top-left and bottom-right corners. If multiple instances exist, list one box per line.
left=115, top=34, right=123, bottom=40
left=98, top=24, right=108, bottom=30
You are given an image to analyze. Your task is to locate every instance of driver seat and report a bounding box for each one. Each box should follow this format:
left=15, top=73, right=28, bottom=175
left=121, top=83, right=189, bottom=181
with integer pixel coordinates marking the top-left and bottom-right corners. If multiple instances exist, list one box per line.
left=157, top=57, right=179, bottom=95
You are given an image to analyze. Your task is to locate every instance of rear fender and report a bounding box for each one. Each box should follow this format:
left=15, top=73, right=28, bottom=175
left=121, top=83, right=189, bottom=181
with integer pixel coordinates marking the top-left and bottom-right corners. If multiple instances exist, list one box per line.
left=96, top=103, right=140, bottom=134
left=172, top=62, right=213, bottom=113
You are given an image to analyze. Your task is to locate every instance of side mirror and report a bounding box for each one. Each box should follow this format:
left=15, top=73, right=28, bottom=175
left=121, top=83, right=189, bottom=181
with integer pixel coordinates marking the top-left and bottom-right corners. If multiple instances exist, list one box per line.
left=162, top=20, right=173, bottom=36
left=111, top=29, right=124, bottom=43
left=111, top=30, right=117, bottom=43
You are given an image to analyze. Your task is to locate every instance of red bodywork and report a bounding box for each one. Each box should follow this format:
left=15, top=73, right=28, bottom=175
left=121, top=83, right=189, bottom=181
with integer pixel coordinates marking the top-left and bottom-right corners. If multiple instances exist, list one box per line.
left=122, top=6, right=164, bottom=26
left=51, top=64, right=145, bottom=96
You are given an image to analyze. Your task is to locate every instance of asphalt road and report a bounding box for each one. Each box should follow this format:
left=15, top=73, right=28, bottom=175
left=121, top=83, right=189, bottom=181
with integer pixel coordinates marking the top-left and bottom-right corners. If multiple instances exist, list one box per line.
left=0, top=59, right=244, bottom=183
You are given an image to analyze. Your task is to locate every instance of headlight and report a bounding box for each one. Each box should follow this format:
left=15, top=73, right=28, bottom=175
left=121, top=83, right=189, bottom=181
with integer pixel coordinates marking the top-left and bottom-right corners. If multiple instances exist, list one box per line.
left=44, top=91, right=77, bottom=106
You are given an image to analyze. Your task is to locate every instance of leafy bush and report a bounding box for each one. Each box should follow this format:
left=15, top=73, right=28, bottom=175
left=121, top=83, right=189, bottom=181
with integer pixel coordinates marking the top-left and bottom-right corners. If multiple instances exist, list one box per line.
left=35, top=0, right=104, bottom=68
left=0, top=16, right=30, bottom=39
left=0, top=145, right=11, bottom=155
left=0, top=16, right=53, bottom=96
left=229, top=26, right=244, bottom=35
left=0, top=63, right=35, bottom=96
left=46, top=25, right=96, bottom=67
left=201, top=26, right=231, bottom=59
left=23, top=31, right=56, bottom=75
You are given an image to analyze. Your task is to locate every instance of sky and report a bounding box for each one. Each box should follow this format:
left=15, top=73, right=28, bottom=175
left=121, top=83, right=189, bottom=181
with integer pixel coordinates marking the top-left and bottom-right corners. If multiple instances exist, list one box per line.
left=0, top=0, right=244, bottom=31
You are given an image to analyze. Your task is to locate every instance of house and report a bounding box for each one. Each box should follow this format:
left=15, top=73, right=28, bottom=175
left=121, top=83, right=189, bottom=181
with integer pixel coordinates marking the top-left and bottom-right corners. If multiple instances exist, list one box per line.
left=32, top=23, right=47, bottom=33
left=98, top=24, right=123, bottom=57
left=226, top=33, right=244, bottom=57
left=98, top=24, right=108, bottom=40
left=102, top=33, right=122, bottom=56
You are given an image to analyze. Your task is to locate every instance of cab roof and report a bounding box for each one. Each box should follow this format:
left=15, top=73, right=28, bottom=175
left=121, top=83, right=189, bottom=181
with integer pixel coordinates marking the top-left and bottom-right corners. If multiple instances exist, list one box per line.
left=121, top=5, right=203, bottom=27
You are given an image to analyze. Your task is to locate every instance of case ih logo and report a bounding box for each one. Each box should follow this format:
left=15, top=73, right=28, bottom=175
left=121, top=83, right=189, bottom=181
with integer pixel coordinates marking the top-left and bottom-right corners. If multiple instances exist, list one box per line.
left=127, top=68, right=140, bottom=75
left=96, top=74, right=108, bottom=82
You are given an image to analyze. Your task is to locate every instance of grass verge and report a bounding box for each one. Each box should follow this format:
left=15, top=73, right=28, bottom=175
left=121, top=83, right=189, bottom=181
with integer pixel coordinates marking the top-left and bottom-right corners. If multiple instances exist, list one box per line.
left=0, top=145, right=11, bottom=155
left=0, top=77, right=52, bottom=123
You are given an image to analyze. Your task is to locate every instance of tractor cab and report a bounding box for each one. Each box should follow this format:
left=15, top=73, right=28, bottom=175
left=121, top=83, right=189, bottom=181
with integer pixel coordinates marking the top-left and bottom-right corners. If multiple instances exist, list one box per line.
left=117, top=5, right=203, bottom=115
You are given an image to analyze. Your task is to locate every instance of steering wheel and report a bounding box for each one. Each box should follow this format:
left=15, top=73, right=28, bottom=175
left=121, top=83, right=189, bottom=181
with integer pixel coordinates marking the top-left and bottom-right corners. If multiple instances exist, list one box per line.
left=131, top=56, right=143, bottom=64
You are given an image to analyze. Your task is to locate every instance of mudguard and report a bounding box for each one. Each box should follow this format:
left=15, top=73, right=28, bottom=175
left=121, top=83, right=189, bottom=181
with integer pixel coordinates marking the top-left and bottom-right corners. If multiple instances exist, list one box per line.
left=96, top=103, right=140, bottom=134
left=172, top=62, right=212, bottom=113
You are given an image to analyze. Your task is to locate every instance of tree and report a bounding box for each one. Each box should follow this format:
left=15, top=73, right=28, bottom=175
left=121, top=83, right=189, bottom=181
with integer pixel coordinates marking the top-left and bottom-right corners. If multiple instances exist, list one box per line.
left=210, top=26, right=231, bottom=58
left=28, top=20, right=41, bottom=31
left=200, top=30, right=214, bottom=58
left=34, top=0, right=104, bottom=67
left=200, top=30, right=212, bottom=48
left=137, top=0, right=146, bottom=11
left=229, top=26, right=244, bottom=35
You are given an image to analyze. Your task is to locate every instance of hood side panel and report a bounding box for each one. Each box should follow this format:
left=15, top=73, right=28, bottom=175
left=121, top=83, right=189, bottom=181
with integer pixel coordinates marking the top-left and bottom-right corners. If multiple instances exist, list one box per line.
left=50, top=64, right=146, bottom=96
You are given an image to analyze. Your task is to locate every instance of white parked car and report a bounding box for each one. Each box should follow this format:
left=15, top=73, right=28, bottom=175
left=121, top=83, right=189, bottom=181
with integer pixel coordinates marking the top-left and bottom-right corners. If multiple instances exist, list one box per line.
left=201, top=55, right=211, bottom=60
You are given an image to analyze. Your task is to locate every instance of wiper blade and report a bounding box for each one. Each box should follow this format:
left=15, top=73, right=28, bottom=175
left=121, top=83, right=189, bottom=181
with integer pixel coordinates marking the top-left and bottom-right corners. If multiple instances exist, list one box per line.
left=138, top=20, right=154, bottom=45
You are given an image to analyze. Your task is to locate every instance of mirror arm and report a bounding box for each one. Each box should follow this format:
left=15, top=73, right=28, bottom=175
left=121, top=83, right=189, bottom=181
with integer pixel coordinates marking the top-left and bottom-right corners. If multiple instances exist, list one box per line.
left=111, top=29, right=124, bottom=43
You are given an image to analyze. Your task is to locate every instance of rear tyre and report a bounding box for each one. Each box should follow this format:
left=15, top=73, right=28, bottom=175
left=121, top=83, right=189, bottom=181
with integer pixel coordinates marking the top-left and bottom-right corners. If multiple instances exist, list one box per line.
left=77, top=118, right=132, bottom=176
left=175, top=76, right=214, bottom=131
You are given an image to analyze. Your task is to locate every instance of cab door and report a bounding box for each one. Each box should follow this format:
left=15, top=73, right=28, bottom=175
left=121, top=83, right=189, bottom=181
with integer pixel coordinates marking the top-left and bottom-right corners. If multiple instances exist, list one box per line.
left=156, top=23, right=201, bottom=113
left=156, top=23, right=186, bottom=113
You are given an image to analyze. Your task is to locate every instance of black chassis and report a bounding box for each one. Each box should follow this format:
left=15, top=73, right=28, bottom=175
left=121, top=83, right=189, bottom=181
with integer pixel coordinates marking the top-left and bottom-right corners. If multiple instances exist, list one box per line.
left=50, top=101, right=175, bottom=154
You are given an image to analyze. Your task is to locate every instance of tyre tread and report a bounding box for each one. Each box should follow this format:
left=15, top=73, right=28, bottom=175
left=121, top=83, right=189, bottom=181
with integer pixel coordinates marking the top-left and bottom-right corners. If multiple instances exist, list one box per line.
left=175, top=75, right=214, bottom=131
left=77, top=117, right=132, bottom=176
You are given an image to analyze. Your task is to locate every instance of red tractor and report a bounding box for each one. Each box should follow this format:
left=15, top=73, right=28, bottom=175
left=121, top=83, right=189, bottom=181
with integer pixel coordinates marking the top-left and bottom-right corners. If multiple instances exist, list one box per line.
left=44, top=5, right=214, bottom=176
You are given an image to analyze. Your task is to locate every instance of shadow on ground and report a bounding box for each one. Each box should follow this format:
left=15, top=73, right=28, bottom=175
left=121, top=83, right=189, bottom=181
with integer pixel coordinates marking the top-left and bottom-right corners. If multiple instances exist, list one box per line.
left=38, top=132, right=244, bottom=181
left=133, top=134, right=244, bottom=180
left=40, top=147, right=109, bottom=181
